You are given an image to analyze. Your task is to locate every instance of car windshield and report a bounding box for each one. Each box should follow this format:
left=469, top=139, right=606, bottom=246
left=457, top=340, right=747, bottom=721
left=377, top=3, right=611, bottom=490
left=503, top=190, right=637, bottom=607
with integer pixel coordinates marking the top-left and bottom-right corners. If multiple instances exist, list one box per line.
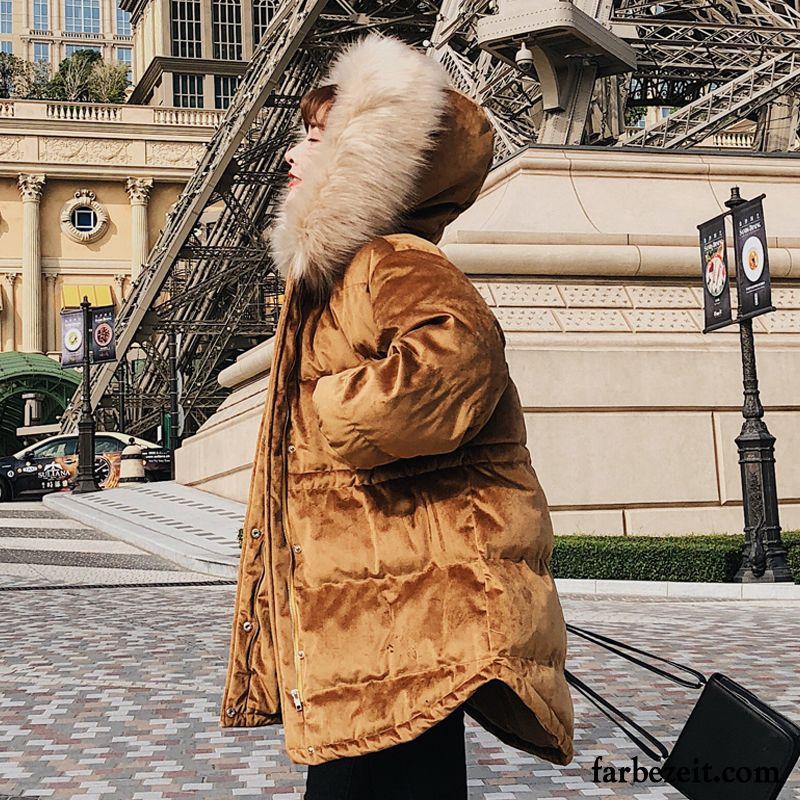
left=15, top=439, right=77, bottom=459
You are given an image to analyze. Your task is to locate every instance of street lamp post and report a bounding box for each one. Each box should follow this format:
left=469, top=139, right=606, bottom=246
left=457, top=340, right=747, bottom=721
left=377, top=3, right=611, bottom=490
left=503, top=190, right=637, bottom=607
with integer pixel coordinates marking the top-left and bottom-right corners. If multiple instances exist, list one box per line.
left=74, top=296, right=99, bottom=494
left=724, top=188, right=792, bottom=582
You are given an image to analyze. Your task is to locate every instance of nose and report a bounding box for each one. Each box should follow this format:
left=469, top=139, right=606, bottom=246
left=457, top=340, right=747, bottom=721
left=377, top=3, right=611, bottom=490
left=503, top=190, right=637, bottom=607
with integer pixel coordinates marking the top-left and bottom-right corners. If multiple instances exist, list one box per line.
left=285, top=144, right=297, bottom=168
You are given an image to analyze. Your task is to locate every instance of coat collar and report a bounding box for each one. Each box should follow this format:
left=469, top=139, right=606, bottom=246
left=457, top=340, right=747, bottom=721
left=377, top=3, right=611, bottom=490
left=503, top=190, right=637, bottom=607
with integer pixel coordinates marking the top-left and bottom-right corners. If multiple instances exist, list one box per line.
left=269, top=34, right=452, bottom=302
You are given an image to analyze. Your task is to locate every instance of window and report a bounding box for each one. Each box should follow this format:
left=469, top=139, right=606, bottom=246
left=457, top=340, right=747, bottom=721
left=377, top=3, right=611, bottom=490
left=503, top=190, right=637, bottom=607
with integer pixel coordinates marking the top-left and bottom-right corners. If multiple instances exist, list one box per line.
left=116, top=45, right=132, bottom=81
left=33, top=41, right=50, bottom=62
left=95, top=436, right=122, bottom=455
left=252, top=0, right=274, bottom=46
left=171, top=0, right=201, bottom=58
left=65, top=43, right=101, bottom=56
left=65, top=0, right=100, bottom=33
left=214, top=74, right=240, bottom=109
left=33, top=0, right=49, bottom=30
left=72, top=207, right=97, bottom=232
left=173, top=72, right=203, bottom=107
left=0, top=40, right=11, bottom=54
left=212, top=0, right=241, bottom=60
left=0, top=1, right=10, bottom=34
left=28, top=438, right=78, bottom=459
left=115, top=0, right=131, bottom=34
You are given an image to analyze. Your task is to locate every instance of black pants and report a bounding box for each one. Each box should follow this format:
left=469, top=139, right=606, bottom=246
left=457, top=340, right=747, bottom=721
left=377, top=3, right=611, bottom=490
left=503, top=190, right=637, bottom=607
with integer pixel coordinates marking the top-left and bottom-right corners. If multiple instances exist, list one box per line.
left=304, top=704, right=468, bottom=800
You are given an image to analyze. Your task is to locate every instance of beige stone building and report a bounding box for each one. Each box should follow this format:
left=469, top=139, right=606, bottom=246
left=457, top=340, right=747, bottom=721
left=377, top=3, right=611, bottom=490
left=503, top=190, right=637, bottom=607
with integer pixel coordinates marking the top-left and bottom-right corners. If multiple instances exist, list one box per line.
left=1, top=0, right=134, bottom=79
left=119, top=0, right=270, bottom=109
left=0, top=96, right=220, bottom=358
left=177, top=146, right=800, bottom=538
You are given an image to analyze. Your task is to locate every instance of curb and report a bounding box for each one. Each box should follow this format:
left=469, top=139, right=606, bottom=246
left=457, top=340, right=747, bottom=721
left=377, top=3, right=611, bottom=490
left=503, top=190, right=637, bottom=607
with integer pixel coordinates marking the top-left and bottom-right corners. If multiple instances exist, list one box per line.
left=555, top=577, right=800, bottom=600
left=42, top=491, right=238, bottom=579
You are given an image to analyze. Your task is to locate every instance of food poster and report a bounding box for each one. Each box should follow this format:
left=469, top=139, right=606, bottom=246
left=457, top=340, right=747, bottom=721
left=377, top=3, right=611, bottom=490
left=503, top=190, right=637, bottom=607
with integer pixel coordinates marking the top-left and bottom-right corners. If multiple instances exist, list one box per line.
left=60, top=309, right=85, bottom=367
left=732, top=195, right=774, bottom=320
left=698, top=213, right=733, bottom=332
left=91, top=306, right=117, bottom=364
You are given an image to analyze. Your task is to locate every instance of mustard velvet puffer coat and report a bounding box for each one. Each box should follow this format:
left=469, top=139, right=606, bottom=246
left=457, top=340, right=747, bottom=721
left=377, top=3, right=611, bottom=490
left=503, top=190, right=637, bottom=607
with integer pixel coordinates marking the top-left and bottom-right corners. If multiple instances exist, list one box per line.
left=219, top=33, right=575, bottom=767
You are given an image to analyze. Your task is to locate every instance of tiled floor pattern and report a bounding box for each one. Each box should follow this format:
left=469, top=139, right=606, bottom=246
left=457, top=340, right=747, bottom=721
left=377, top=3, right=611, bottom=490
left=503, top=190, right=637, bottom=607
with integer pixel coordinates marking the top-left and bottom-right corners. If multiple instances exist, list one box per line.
left=0, top=502, right=229, bottom=588
left=1, top=570, right=798, bottom=799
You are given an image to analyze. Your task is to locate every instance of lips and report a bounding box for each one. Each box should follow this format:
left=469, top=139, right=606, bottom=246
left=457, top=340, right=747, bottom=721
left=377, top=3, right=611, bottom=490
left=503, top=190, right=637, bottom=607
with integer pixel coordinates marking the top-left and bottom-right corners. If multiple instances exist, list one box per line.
left=288, top=173, right=299, bottom=188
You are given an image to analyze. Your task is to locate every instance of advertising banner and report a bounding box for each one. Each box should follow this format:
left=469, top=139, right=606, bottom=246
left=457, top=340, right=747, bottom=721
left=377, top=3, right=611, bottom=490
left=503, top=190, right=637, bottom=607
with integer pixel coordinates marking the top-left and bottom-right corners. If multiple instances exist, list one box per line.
left=698, top=213, right=733, bottom=333
left=91, top=305, right=117, bottom=364
left=60, top=309, right=85, bottom=368
left=731, top=195, right=774, bottom=320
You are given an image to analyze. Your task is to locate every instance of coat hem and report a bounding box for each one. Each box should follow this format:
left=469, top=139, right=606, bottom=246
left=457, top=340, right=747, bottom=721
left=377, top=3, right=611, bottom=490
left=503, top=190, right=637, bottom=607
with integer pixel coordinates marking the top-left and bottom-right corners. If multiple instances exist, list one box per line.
left=282, top=656, right=574, bottom=766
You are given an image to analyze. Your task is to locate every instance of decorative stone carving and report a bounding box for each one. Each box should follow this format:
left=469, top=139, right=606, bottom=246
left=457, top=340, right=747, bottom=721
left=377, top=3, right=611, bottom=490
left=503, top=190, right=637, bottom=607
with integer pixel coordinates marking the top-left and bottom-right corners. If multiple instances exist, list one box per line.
left=559, top=285, right=632, bottom=308
left=60, top=189, right=110, bottom=244
left=623, top=309, right=701, bottom=333
left=40, top=138, right=132, bottom=164
left=146, top=141, right=206, bottom=167
left=492, top=307, right=562, bottom=332
left=554, top=309, right=631, bottom=332
left=125, top=176, right=154, bottom=205
left=17, top=173, right=46, bottom=202
left=626, top=286, right=700, bottom=309
left=0, top=135, right=23, bottom=161
left=491, top=283, right=564, bottom=307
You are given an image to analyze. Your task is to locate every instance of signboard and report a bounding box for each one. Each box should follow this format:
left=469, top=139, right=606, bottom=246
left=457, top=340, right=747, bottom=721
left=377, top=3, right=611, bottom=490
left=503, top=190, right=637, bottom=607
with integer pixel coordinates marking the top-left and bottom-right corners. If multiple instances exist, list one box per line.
left=731, top=195, right=774, bottom=320
left=60, top=309, right=84, bottom=367
left=91, top=305, right=117, bottom=364
left=698, top=213, right=733, bottom=333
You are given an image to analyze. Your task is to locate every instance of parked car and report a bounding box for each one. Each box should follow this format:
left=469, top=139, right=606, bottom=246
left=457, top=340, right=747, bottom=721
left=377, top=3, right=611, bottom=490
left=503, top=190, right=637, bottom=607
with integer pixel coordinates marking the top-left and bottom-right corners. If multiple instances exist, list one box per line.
left=0, top=432, right=172, bottom=502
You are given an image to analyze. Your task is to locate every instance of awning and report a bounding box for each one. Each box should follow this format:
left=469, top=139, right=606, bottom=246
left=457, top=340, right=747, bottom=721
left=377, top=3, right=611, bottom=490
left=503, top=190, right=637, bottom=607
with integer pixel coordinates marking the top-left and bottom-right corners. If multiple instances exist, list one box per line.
left=61, top=284, right=114, bottom=309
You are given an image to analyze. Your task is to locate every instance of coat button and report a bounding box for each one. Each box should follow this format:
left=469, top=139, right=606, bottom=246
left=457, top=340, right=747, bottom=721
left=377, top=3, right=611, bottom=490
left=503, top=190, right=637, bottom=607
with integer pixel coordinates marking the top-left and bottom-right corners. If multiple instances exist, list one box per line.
left=226, top=707, right=236, bottom=717
left=251, top=528, right=262, bottom=539
left=292, top=544, right=302, bottom=554
left=242, top=621, right=253, bottom=632
left=298, top=650, right=305, bottom=659
left=307, top=746, right=315, bottom=754
left=287, top=444, right=296, bottom=453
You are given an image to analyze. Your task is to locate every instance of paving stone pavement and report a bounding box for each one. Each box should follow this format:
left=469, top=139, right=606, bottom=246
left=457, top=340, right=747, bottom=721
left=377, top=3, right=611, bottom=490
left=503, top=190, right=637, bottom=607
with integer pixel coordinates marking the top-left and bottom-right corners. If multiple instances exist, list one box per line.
left=1, top=561, right=799, bottom=800
left=0, top=502, right=231, bottom=589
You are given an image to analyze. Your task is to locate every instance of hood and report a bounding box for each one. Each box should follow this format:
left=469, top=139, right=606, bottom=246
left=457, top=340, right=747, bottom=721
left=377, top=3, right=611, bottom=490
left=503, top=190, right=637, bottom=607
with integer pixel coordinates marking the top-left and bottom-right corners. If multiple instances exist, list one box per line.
left=269, top=34, right=495, bottom=301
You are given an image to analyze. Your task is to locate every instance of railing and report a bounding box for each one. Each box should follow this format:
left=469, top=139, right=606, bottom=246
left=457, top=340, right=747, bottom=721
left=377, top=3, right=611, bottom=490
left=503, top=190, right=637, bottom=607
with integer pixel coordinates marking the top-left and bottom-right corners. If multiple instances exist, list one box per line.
left=0, top=98, right=224, bottom=127
left=705, top=131, right=756, bottom=149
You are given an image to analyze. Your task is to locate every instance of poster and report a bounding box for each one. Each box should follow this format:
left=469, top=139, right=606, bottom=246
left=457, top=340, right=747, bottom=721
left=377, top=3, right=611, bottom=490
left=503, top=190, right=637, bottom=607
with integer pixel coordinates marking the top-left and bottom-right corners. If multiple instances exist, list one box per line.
left=91, top=306, right=117, bottom=364
left=60, top=309, right=85, bottom=368
left=698, top=213, right=733, bottom=333
left=731, top=195, right=774, bottom=320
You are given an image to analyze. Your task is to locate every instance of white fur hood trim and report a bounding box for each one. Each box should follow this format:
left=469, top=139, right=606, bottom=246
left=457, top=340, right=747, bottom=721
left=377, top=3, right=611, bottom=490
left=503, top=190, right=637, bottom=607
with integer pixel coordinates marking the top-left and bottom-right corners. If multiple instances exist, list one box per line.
left=269, top=34, right=451, bottom=300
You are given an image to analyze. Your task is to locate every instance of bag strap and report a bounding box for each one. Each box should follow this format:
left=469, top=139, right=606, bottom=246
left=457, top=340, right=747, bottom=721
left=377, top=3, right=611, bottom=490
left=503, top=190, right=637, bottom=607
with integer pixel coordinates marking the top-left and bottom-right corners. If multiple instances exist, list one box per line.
left=566, top=623, right=707, bottom=689
left=564, top=669, right=670, bottom=761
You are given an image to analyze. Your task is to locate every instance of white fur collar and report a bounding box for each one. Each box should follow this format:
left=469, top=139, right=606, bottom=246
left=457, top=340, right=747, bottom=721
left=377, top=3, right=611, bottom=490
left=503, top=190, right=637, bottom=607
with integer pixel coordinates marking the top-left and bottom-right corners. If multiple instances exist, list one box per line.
left=269, top=34, right=451, bottom=301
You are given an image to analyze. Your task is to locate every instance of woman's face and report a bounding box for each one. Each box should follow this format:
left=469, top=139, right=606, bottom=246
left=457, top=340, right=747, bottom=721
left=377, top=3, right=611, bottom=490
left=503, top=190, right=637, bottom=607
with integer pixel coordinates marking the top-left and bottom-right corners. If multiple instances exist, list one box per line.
left=284, top=102, right=331, bottom=195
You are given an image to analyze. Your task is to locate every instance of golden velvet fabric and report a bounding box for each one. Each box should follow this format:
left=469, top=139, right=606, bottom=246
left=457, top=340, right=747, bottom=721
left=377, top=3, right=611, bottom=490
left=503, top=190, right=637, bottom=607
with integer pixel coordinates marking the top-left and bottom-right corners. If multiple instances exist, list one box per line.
left=219, top=46, right=574, bottom=768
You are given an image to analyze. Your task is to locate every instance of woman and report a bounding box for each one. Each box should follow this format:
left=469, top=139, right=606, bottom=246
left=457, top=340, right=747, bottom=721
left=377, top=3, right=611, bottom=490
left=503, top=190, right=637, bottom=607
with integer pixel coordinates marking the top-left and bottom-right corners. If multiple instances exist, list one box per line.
left=219, top=33, right=575, bottom=798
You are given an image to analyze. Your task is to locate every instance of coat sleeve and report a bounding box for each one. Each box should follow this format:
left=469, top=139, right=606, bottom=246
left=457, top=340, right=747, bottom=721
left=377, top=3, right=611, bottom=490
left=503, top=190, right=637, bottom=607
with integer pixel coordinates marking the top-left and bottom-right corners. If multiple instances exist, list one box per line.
left=311, top=246, right=509, bottom=469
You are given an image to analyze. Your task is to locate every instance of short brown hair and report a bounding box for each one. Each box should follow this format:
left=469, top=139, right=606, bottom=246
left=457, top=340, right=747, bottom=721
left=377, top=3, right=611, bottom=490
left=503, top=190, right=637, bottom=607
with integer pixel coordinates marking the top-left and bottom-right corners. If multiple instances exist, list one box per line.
left=300, top=84, right=337, bottom=130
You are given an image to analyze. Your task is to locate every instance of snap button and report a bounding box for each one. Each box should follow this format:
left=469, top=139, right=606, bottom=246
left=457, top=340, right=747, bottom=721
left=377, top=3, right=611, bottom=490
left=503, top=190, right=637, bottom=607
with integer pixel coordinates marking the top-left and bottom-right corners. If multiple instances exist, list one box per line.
left=250, top=528, right=262, bottom=539
left=298, top=649, right=305, bottom=659
left=287, top=444, right=296, bottom=453
left=307, top=746, right=315, bottom=754
left=242, top=621, right=253, bottom=632
left=293, top=544, right=302, bottom=554
left=226, top=707, right=236, bottom=717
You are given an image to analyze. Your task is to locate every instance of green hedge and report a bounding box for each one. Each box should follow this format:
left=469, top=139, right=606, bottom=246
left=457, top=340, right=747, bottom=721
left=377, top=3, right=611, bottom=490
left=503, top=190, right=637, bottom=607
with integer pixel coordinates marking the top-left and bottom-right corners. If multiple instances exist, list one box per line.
left=551, top=531, right=800, bottom=583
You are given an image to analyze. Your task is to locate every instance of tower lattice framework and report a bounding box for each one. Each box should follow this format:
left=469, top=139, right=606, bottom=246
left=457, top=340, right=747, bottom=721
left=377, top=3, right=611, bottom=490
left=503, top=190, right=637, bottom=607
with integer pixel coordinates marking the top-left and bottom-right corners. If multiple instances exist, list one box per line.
left=58, top=0, right=800, bottom=440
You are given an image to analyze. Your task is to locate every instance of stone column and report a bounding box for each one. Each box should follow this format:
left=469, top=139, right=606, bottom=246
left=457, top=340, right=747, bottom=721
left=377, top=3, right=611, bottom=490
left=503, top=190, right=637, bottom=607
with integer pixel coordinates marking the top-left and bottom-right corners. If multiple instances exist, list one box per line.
left=17, top=174, right=46, bottom=354
left=124, top=177, right=153, bottom=282
left=2, top=273, right=17, bottom=352
left=44, top=273, right=58, bottom=353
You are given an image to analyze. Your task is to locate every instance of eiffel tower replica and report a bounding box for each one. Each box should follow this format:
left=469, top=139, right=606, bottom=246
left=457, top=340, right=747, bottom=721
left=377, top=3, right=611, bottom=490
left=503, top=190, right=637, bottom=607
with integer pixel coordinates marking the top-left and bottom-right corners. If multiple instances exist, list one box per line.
left=59, top=0, right=800, bottom=439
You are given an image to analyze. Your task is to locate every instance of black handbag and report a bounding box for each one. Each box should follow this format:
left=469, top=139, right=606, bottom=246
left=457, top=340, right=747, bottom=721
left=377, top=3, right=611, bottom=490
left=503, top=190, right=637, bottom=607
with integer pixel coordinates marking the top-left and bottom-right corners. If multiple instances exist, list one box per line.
left=564, top=623, right=800, bottom=800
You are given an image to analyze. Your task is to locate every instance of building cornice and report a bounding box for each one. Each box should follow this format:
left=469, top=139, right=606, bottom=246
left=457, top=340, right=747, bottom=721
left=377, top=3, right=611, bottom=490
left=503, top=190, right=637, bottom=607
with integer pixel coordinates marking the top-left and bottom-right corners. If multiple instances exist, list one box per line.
left=128, top=56, right=248, bottom=104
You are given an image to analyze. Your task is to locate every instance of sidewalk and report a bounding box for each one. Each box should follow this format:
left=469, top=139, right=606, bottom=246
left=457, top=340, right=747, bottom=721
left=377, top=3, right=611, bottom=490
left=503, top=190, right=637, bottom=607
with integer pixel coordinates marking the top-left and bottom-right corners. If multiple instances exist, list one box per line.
left=41, top=481, right=800, bottom=598
left=42, top=481, right=243, bottom=579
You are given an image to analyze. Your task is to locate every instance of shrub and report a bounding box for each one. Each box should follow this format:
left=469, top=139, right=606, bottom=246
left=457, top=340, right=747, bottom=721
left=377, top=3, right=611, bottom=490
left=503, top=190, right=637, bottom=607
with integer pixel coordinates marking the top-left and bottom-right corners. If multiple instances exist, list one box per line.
left=551, top=531, right=800, bottom=583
